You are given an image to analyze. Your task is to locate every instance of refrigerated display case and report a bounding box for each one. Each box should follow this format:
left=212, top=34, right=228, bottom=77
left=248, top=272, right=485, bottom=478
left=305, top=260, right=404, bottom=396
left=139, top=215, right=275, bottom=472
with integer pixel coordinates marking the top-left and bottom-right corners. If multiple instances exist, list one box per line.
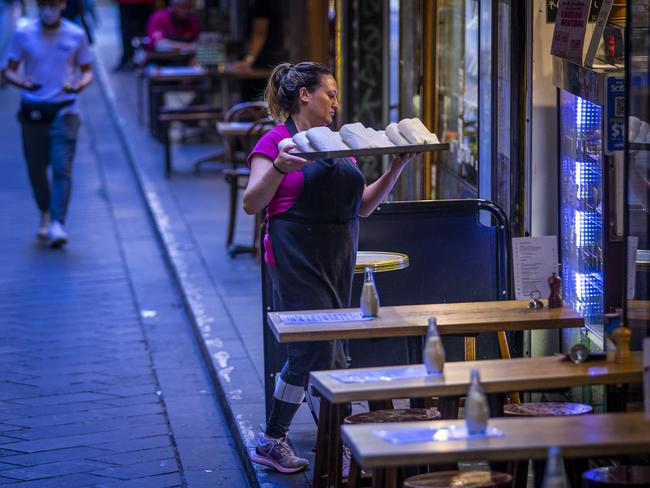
left=554, top=59, right=626, bottom=355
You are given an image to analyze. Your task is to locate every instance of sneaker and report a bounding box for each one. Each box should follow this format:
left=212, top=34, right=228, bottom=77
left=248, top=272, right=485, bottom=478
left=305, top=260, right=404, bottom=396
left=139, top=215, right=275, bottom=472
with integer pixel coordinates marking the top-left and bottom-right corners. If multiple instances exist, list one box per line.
left=37, top=212, right=50, bottom=240
left=48, top=221, right=68, bottom=247
left=250, top=433, right=309, bottom=474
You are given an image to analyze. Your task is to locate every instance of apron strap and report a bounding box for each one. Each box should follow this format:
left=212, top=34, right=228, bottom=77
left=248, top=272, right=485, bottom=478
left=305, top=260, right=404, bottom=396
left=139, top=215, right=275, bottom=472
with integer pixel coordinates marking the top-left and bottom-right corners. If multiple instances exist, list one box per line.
left=285, top=117, right=299, bottom=137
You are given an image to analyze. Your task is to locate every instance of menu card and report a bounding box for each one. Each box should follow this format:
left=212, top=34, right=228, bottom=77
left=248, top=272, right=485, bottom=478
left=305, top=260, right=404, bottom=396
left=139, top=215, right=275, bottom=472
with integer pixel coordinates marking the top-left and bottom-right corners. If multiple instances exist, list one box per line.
left=550, top=0, right=591, bottom=65
left=512, top=236, right=559, bottom=300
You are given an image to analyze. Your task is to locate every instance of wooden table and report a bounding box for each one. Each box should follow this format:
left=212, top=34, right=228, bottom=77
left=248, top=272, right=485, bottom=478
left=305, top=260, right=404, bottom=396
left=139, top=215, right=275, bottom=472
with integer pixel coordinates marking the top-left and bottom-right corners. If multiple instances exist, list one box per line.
left=341, top=412, right=650, bottom=487
left=145, top=65, right=271, bottom=136
left=311, top=353, right=643, bottom=404
left=267, top=300, right=584, bottom=343
left=311, top=354, right=642, bottom=488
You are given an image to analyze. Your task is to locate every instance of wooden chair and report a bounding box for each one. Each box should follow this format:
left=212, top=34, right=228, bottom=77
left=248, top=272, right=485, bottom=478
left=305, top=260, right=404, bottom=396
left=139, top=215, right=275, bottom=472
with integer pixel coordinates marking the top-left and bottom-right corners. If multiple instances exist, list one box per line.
left=403, top=471, right=513, bottom=488
left=582, top=466, right=650, bottom=487
left=194, top=100, right=269, bottom=174
left=223, top=115, right=275, bottom=257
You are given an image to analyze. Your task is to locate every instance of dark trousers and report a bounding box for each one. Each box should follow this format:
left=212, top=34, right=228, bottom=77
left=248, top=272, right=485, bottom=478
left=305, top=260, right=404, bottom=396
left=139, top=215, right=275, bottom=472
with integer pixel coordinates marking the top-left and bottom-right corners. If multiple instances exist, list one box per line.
left=118, top=3, right=153, bottom=64
left=20, top=113, right=81, bottom=224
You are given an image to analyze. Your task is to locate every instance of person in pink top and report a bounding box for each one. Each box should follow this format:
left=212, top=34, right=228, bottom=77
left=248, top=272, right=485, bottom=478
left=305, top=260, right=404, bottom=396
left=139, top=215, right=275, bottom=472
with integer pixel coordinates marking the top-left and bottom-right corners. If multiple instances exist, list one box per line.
left=146, top=0, right=201, bottom=54
left=244, top=62, right=415, bottom=474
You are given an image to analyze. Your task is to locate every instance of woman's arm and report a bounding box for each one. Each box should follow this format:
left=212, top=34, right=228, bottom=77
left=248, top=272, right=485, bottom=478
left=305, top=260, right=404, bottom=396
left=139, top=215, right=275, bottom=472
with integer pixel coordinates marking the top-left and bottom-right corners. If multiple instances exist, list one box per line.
left=243, top=145, right=307, bottom=215
left=359, top=153, right=414, bottom=217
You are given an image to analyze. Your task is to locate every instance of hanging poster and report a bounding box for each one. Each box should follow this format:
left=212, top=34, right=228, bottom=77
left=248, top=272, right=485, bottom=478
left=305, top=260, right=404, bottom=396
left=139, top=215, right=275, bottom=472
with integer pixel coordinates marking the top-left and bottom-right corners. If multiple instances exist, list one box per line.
left=551, top=0, right=591, bottom=64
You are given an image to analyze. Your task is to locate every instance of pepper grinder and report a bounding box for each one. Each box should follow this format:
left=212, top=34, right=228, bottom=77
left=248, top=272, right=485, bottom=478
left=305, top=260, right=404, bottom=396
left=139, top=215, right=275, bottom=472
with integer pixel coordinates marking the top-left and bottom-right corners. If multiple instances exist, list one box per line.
left=612, top=326, right=632, bottom=363
left=547, top=272, right=563, bottom=309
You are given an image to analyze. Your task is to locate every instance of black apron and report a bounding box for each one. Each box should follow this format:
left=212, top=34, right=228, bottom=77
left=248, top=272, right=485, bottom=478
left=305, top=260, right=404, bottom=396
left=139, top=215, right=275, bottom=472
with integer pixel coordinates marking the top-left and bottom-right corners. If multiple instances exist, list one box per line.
left=268, top=118, right=365, bottom=382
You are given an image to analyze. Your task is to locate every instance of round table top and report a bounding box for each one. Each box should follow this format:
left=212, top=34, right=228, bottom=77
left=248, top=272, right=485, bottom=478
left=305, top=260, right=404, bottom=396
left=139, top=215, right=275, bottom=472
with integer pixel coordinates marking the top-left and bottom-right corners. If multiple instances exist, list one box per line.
left=355, top=251, right=409, bottom=274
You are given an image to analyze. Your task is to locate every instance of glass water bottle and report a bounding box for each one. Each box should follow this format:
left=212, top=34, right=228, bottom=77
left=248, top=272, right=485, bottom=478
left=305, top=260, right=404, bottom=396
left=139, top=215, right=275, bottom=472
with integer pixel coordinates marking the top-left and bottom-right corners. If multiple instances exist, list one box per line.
left=464, top=368, right=489, bottom=435
left=541, top=446, right=568, bottom=488
left=360, top=267, right=379, bottom=317
left=423, top=317, right=445, bottom=375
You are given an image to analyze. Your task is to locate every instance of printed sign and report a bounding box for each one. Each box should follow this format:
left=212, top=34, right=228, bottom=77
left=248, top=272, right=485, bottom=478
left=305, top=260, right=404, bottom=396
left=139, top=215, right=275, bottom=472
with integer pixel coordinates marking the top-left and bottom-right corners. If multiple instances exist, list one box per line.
left=512, top=236, right=559, bottom=300
left=551, top=0, right=591, bottom=64
left=605, top=76, right=625, bottom=153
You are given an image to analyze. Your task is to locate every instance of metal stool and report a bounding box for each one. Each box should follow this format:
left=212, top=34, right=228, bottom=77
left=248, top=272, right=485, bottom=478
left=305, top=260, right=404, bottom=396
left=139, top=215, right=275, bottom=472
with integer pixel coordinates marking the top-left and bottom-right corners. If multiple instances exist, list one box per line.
left=503, top=402, right=593, bottom=416
left=582, top=466, right=650, bottom=487
left=403, top=471, right=513, bottom=488
left=344, top=408, right=440, bottom=488
left=503, top=402, right=592, bottom=487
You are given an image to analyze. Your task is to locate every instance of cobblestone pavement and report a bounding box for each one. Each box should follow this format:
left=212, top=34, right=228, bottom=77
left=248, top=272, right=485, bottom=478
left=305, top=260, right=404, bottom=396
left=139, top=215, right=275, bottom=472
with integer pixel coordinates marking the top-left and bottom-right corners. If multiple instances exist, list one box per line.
left=0, top=74, right=248, bottom=486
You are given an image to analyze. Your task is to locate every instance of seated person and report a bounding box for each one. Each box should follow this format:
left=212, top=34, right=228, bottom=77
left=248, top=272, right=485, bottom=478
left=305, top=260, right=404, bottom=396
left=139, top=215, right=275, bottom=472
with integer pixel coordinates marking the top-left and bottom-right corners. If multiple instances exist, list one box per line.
left=146, top=0, right=201, bottom=54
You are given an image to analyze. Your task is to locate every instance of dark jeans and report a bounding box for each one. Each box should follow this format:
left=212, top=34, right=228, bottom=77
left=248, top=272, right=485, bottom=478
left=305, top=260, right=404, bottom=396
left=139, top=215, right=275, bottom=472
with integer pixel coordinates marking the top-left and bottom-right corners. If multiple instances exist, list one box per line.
left=19, top=112, right=81, bottom=224
left=118, top=3, right=153, bottom=64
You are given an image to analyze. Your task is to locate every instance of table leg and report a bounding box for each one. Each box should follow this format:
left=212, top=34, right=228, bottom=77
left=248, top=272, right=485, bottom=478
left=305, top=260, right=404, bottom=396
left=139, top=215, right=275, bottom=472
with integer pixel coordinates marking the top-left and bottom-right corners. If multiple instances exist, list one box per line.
left=312, top=398, right=331, bottom=488
left=464, top=336, right=477, bottom=361
left=329, top=405, right=343, bottom=488
left=497, top=330, right=521, bottom=404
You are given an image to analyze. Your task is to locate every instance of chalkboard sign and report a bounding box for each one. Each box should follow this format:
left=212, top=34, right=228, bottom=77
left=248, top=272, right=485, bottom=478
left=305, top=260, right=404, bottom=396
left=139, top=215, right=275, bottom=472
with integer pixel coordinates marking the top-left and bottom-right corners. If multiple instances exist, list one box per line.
left=344, top=0, right=386, bottom=181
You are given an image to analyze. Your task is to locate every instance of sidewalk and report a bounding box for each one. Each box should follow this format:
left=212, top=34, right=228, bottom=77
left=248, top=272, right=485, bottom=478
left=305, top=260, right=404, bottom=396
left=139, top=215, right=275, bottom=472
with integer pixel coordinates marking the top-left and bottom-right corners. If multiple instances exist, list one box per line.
left=92, top=6, right=317, bottom=487
left=0, top=71, right=247, bottom=486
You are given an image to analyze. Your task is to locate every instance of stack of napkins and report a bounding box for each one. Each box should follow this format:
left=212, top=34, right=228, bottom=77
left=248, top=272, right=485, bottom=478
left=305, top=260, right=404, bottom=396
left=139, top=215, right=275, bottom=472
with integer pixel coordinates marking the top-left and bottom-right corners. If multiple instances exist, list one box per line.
left=278, top=118, right=439, bottom=153
left=629, top=116, right=650, bottom=148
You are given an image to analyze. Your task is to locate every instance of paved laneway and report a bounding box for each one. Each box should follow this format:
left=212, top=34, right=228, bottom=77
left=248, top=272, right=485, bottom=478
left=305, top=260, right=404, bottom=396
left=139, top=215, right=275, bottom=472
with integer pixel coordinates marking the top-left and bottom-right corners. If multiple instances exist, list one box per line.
left=0, top=74, right=248, bottom=486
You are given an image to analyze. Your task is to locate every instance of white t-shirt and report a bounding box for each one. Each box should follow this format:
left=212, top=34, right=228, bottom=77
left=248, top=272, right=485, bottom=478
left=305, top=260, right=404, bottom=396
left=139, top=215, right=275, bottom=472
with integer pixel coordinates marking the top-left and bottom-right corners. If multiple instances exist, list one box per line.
left=6, top=18, right=92, bottom=111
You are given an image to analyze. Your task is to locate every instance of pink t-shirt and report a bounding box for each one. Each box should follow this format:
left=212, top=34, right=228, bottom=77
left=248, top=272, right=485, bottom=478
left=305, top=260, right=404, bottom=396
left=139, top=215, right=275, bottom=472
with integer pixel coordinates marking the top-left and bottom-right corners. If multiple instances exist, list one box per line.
left=248, top=124, right=359, bottom=265
left=146, top=8, right=201, bottom=49
left=247, top=125, right=304, bottom=218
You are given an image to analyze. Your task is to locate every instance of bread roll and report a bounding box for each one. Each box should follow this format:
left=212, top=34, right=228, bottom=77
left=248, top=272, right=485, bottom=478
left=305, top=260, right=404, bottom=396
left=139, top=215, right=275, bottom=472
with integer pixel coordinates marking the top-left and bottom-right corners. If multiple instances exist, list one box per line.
left=385, top=122, right=410, bottom=145
left=278, top=138, right=296, bottom=153
left=340, top=122, right=374, bottom=149
left=306, top=126, right=350, bottom=151
left=365, top=128, right=395, bottom=147
left=397, top=118, right=439, bottom=144
left=292, top=131, right=315, bottom=152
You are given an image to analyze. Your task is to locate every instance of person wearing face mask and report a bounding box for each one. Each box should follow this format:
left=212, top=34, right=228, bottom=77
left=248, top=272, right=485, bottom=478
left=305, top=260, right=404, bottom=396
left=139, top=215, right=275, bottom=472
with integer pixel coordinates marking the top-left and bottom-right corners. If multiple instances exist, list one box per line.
left=3, top=0, right=92, bottom=247
left=145, top=0, right=201, bottom=55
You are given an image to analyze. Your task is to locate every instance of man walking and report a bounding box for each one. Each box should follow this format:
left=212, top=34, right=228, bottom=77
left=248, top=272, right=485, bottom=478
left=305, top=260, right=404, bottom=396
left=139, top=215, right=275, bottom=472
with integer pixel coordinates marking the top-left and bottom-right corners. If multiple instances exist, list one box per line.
left=4, top=0, right=92, bottom=247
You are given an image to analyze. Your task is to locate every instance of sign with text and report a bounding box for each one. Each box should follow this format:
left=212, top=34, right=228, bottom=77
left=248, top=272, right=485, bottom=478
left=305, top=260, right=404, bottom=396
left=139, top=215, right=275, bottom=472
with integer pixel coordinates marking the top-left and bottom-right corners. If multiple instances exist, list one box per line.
left=605, top=76, right=625, bottom=153
left=512, top=236, right=559, bottom=300
left=551, top=0, right=591, bottom=64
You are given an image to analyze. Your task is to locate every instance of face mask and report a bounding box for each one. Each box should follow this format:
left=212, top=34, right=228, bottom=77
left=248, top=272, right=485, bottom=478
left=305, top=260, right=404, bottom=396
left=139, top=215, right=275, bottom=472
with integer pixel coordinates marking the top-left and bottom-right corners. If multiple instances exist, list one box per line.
left=39, top=6, right=61, bottom=26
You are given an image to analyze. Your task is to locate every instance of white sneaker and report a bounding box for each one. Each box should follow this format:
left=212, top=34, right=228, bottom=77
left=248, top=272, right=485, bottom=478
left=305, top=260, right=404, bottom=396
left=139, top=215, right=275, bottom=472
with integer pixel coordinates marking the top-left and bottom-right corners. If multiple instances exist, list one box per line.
left=48, top=221, right=68, bottom=247
left=37, top=212, right=50, bottom=239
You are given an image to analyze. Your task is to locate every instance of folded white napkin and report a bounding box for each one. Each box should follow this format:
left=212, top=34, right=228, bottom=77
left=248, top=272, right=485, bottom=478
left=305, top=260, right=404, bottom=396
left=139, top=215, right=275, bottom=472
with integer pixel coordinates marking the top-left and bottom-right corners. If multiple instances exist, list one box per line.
left=340, top=122, right=374, bottom=149
left=292, top=131, right=316, bottom=152
left=306, top=126, right=350, bottom=151
left=385, top=123, right=410, bottom=145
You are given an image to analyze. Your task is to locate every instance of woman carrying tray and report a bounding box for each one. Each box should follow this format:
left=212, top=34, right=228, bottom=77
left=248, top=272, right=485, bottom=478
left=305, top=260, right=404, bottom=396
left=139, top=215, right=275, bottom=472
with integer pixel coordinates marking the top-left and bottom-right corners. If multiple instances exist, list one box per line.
left=243, top=61, right=414, bottom=473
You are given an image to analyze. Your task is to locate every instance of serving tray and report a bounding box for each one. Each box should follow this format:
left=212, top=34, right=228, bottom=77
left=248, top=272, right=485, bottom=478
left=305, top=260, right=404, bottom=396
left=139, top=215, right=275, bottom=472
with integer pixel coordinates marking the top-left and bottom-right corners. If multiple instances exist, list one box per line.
left=292, top=142, right=449, bottom=160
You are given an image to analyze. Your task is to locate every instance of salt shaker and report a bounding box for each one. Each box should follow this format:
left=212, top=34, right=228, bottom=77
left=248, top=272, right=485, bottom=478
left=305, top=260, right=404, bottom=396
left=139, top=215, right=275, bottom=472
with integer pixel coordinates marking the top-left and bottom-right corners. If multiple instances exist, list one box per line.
left=423, top=317, right=445, bottom=375
left=360, top=267, right=379, bottom=318
left=464, top=368, right=489, bottom=435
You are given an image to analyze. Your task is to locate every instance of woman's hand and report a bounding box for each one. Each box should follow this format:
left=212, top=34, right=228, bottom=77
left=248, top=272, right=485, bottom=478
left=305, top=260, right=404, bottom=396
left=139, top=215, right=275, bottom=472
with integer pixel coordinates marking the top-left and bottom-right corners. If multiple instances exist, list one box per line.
left=390, top=152, right=417, bottom=170
left=273, top=144, right=308, bottom=174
